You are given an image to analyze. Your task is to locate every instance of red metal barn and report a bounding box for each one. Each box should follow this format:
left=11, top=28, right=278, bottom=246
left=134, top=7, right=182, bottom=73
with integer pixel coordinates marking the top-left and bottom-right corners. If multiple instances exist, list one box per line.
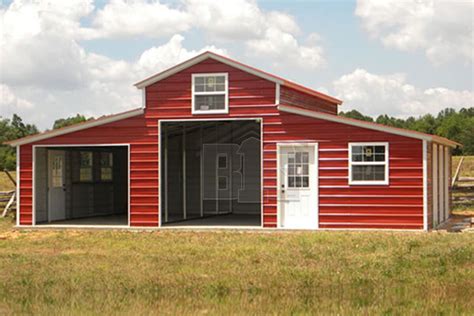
left=7, top=52, right=458, bottom=230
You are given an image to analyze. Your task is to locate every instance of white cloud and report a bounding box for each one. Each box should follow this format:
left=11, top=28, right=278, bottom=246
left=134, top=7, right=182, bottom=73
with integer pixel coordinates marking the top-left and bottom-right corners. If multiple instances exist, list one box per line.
left=355, top=0, right=474, bottom=64
left=82, top=0, right=190, bottom=39
left=0, top=84, right=34, bottom=116
left=247, top=29, right=325, bottom=69
left=333, top=69, right=474, bottom=117
left=135, top=34, right=227, bottom=78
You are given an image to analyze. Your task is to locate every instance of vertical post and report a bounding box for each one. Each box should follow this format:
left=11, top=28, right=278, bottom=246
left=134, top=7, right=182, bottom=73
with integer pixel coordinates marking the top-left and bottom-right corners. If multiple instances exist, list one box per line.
left=422, top=140, right=428, bottom=231
left=164, top=126, right=168, bottom=223
left=16, top=146, right=20, bottom=226
left=200, top=124, right=203, bottom=217
left=182, top=124, right=187, bottom=220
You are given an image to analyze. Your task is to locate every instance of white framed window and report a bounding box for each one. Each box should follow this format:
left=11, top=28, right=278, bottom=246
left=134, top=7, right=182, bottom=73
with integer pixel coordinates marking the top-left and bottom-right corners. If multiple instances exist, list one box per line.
left=192, top=73, right=228, bottom=114
left=348, top=142, right=389, bottom=185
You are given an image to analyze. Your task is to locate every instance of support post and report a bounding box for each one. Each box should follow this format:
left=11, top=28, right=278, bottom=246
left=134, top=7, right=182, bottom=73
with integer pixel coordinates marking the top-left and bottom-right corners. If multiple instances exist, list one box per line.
left=182, top=124, right=187, bottom=220
left=164, top=126, right=168, bottom=223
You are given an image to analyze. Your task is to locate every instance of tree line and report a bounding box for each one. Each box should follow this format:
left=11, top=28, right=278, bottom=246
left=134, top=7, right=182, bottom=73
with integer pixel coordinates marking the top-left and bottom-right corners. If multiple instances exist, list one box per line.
left=0, top=108, right=472, bottom=170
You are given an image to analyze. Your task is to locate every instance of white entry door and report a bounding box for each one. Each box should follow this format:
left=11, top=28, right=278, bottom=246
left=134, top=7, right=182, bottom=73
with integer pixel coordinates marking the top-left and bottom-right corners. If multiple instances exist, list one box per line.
left=278, top=144, right=318, bottom=229
left=48, top=150, right=66, bottom=222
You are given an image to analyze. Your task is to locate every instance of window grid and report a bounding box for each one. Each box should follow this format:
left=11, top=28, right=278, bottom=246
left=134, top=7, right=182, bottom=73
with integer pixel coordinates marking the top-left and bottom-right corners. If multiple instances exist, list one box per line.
left=349, top=143, right=389, bottom=185
left=287, top=151, right=310, bottom=188
left=192, top=73, right=228, bottom=114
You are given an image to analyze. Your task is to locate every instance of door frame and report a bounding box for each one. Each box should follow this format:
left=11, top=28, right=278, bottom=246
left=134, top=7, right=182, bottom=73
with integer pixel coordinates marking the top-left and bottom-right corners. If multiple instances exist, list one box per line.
left=47, top=149, right=66, bottom=222
left=32, top=144, right=131, bottom=227
left=276, top=143, right=319, bottom=229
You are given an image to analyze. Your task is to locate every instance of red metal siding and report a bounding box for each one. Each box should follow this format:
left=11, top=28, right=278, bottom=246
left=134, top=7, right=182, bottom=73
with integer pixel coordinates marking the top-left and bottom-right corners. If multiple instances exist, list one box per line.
left=280, top=85, right=338, bottom=115
left=18, top=57, right=424, bottom=229
left=19, top=115, right=159, bottom=227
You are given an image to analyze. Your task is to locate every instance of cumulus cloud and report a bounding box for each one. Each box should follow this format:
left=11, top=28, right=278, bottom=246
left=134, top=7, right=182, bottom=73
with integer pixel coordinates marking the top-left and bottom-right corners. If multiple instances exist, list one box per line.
left=333, top=69, right=474, bottom=117
left=136, top=34, right=227, bottom=78
left=355, top=0, right=474, bottom=64
left=82, top=0, right=191, bottom=39
left=0, top=84, right=34, bottom=115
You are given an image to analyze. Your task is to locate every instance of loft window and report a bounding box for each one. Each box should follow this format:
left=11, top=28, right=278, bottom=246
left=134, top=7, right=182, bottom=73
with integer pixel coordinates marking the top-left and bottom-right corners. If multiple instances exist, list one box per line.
left=192, top=73, right=228, bottom=114
left=79, top=151, right=93, bottom=182
left=100, top=152, right=113, bottom=181
left=349, top=143, right=389, bottom=185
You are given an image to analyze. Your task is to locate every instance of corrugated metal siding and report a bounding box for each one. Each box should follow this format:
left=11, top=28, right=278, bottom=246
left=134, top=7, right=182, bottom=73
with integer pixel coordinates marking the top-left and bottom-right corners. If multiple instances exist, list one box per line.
left=280, top=85, right=338, bottom=114
left=19, top=116, right=159, bottom=227
left=18, top=57, right=425, bottom=229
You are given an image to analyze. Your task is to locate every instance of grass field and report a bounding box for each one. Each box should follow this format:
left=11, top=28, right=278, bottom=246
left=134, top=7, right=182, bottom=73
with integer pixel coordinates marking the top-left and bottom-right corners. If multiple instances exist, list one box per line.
left=0, top=160, right=472, bottom=314
left=0, top=218, right=473, bottom=314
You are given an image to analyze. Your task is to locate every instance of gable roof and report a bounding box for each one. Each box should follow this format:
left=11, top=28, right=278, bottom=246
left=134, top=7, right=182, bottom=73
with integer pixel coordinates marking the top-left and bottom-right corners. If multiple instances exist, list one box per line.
left=278, top=104, right=460, bottom=148
left=5, top=107, right=144, bottom=147
left=134, top=51, right=343, bottom=105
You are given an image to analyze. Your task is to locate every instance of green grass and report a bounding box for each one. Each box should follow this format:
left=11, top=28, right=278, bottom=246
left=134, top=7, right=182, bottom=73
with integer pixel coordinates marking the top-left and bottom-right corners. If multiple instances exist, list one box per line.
left=452, top=156, right=474, bottom=215
left=0, top=218, right=473, bottom=314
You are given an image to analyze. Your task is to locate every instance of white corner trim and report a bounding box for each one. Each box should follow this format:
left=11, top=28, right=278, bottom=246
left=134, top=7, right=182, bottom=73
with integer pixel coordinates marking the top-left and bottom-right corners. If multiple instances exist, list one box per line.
left=8, top=108, right=144, bottom=146
left=16, top=146, right=20, bottom=227
left=278, top=105, right=455, bottom=146
left=275, top=83, right=280, bottom=104
left=141, top=88, right=146, bottom=108
left=422, top=140, right=428, bottom=231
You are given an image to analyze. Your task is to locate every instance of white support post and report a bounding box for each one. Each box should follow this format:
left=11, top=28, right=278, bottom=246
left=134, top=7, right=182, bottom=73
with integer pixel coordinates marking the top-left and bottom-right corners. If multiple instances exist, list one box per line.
left=164, top=126, right=168, bottom=223
left=182, top=124, right=187, bottom=220
left=200, top=125, right=203, bottom=217
left=422, top=140, right=428, bottom=231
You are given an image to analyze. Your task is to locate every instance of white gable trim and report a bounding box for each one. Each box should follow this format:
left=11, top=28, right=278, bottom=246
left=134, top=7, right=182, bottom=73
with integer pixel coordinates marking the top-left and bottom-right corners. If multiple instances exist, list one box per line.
left=134, top=52, right=283, bottom=89
left=7, top=108, right=144, bottom=147
left=278, top=105, right=457, bottom=147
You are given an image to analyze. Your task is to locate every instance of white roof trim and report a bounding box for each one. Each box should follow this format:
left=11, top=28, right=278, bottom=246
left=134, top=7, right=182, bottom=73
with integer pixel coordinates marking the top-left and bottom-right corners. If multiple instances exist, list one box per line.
left=7, top=108, right=144, bottom=146
left=278, top=105, right=458, bottom=147
left=134, top=52, right=283, bottom=89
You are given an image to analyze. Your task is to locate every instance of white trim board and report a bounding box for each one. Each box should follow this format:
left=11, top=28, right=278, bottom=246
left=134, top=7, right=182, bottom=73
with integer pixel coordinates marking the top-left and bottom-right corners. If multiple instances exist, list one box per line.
left=278, top=105, right=458, bottom=148
left=7, top=108, right=144, bottom=147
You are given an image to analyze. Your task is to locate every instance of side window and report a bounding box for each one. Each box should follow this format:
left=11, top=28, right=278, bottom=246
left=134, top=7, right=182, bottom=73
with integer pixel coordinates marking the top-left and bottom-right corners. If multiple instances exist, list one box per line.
left=100, top=152, right=113, bottom=181
left=79, top=151, right=93, bottom=182
left=192, top=73, right=228, bottom=114
left=349, top=143, right=388, bottom=185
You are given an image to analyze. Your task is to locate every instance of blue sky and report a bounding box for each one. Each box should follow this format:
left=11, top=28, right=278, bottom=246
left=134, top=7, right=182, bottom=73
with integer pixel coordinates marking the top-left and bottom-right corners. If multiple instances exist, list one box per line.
left=1, top=0, right=473, bottom=129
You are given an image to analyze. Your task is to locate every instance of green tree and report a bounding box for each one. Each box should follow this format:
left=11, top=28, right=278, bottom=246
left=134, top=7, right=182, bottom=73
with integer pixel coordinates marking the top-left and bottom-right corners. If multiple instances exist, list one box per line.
left=0, top=115, right=39, bottom=170
left=339, top=110, right=373, bottom=122
left=53, top=114, right=91, bottom=130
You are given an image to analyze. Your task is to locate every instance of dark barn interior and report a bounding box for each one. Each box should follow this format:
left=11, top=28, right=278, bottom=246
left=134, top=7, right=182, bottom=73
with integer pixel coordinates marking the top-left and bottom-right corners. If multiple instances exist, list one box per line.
left=34, top=146, right=128, bottom=225
left=161, top=120, right=261, bottom=226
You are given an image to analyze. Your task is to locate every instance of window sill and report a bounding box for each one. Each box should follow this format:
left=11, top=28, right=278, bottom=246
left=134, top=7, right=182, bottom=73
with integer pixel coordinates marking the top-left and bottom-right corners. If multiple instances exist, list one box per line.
left=349, top=181, right=389, bottom=186
left=192, top=110, right=229, bottom=115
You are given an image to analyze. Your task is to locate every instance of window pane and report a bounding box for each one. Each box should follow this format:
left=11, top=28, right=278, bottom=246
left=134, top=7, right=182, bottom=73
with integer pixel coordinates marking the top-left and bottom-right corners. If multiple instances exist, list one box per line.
left=295, top=152, right=302, bottom=163
left=302, top=164, right=309, bottom=175
left=352, top=153, right=362, bottom=162
left=302, top=152, right=308, bottom=163
left=352, top=165, right=385, bottom=182
left=288, top=176, right=295, bottom=188
left=302, top=176, right=309, bottom=188
left=362, top=146, right=375, bottom=162
left=375, top=146, right=385, bottom=154
left=195, top=95, right=225, bottom=111
left=295, top=177, right=302, bottom=187
left=288, top=165, right=295, bottom=175
left=218, top=155, right=227, bottom=169
left=288, top=153, right=295, bottom=164
left=218, top=176, right=228, bottom=190
left=195, top=77, right=204, bottom=85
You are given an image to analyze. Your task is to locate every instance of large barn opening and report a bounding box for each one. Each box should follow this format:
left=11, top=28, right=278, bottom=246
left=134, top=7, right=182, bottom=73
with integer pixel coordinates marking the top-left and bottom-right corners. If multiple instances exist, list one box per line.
left=160, top=120, right=261, bottom=227
left=34, top=146, right=128, bottom=226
